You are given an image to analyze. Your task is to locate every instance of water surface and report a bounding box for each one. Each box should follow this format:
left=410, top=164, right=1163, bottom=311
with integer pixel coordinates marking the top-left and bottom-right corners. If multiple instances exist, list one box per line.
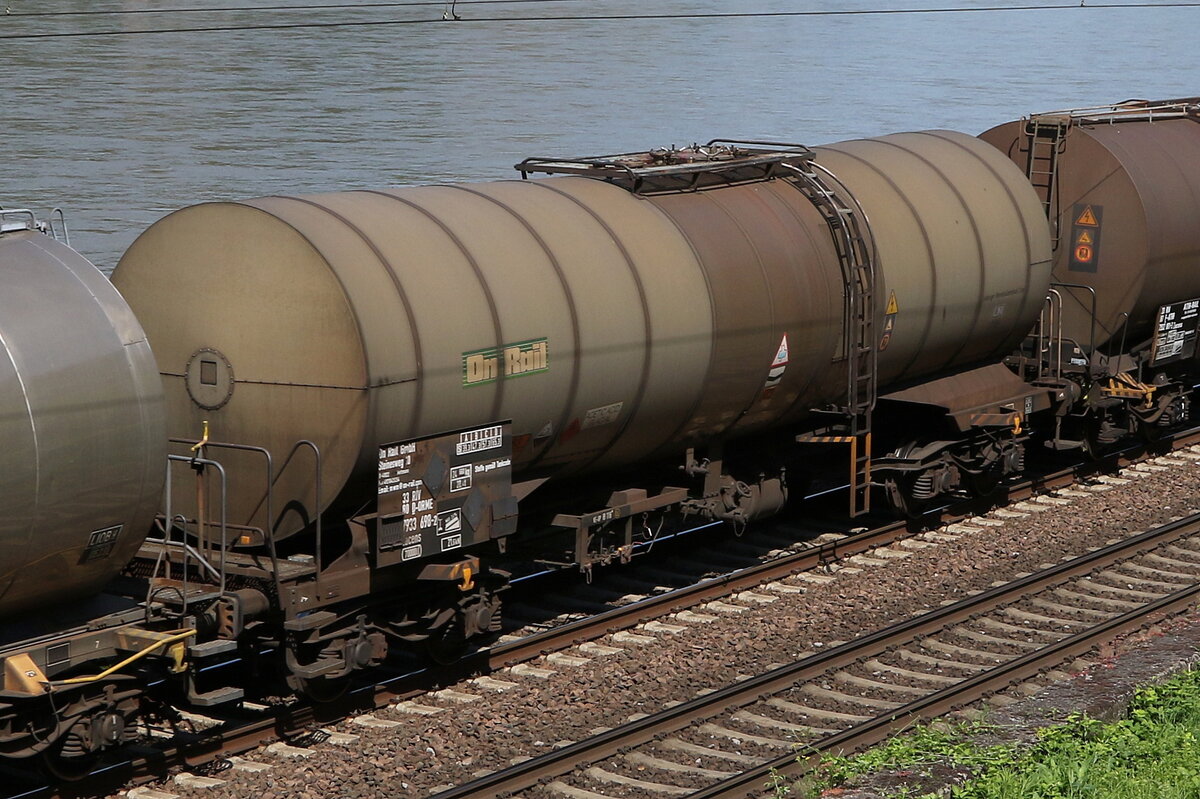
left=3, top=0, right=1197, bottom=271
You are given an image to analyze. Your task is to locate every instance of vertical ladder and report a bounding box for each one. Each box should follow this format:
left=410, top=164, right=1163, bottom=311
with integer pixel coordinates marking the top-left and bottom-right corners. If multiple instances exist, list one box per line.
left=784, top=162, right=877, bottom=516
left=1023, top=116, right=1068, bottom=246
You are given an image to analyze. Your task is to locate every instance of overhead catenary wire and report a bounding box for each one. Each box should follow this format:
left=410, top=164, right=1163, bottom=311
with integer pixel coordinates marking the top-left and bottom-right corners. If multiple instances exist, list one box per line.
left=3, top=0, right=607, bottom=18
left=2, top=3, right=1198, bottom=40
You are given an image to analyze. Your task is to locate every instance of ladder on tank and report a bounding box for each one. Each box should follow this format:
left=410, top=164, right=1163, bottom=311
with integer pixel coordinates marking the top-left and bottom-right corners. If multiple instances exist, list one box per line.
left=784, top=162, right=878, bottom=517
left=1023, top=115, right=1069, bottom=246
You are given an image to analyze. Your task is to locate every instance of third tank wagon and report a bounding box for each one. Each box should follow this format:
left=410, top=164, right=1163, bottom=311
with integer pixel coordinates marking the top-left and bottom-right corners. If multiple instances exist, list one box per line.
left=113, top=130, right=1051, bottom=537
left=981, top=99, right=1200, bottom=350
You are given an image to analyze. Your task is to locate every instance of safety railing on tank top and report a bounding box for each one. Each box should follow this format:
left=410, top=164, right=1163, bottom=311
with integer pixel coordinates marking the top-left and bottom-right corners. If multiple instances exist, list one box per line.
left=1030, top=98, right=1200, bottom=127
left=0, top=207, right=69, bottom=243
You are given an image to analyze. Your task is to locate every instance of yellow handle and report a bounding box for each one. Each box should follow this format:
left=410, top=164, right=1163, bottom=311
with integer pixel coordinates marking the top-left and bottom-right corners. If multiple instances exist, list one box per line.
left=190, top=419, right=210, bottom=452
left=51, top=629, right=197, bottom=686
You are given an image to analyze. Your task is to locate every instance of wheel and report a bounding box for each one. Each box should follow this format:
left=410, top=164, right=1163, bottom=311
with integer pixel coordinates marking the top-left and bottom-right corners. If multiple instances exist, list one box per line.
left=286, top=674, right=351, bottom=703
left=1137, top=414, right=1168, bottom=446
left=966, top=467, right=1002, bottom=499
left=1080, top=418, right=1107, bottom=460
left=883, top=442, right=932, bottom=519
left=39, top=732, right=100, bottom=782
left=884, top=473, right=930, bottom=519
left=425, top=623, right=467, bottom=666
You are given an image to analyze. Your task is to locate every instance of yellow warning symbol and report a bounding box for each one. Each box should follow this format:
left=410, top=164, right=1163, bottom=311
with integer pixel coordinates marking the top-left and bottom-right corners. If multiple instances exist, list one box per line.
left=885, top=290, right=899, bottom=315
left=1076, top=206, right=1099, bottom=226
left=1077, top=230, right=1093, bottom=245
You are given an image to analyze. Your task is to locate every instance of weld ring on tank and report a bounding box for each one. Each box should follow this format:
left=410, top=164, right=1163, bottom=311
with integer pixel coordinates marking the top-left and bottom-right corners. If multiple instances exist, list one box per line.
left=185, top=348, right=235, bottom=410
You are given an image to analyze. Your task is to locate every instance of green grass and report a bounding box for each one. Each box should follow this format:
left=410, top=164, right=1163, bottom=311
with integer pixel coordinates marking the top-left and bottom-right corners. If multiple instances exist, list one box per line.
left=776, top=667, right=1200, bottom=798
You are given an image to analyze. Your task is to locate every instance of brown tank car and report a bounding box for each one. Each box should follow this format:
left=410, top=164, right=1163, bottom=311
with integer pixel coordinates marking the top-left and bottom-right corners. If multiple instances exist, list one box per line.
left=112, top=130, right=1050, bottom=539
left=982, top=99, right=1200, bottom=446
left=981, top=99, right=1200, bottom=350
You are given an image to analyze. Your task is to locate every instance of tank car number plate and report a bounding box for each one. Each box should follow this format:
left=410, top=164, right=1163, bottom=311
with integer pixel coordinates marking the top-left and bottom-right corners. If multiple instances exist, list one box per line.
left=376, top=422, right=514, bottom=565
left=1151, top=298, right=1200, bottom=366
left=79, top=524, right=123, bottom=564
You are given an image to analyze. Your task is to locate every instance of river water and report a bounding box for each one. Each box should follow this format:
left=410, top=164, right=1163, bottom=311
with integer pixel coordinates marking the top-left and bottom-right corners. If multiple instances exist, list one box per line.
left=3, top=0, right=1198, bottom=272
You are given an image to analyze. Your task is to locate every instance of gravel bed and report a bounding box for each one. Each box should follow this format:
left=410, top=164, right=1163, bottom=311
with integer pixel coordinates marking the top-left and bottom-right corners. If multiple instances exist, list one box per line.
left=138, top=450, right=1200, bottom=799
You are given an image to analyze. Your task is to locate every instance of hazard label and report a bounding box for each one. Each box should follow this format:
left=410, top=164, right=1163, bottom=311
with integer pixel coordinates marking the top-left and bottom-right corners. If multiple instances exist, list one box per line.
left=761, top=334, right=790, bottom=401
left=885, top=290, right=899, bottom=316
left=1068, top=203, right=1103, bottom=273
left=771, top=334, right=790, bottom=367
left=1075, top=205, right=1099, bottom=226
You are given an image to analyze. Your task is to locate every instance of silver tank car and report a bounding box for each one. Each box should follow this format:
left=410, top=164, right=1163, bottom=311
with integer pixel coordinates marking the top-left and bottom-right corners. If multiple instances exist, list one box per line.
left=0, top=211, right=165, bottom=616
left=113, top=130, right=1050, bottom=538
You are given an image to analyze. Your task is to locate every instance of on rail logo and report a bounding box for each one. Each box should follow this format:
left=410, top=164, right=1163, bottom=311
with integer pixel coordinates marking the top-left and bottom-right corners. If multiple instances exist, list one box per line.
left=462, top=338, right=549, bottom=386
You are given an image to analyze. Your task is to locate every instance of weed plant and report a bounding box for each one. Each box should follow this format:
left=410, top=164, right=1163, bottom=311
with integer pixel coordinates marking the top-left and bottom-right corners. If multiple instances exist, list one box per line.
left=776, top=666, right=1200, bottom=798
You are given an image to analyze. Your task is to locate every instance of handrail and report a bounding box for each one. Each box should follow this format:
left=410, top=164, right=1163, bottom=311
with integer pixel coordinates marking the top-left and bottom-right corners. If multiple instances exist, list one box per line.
left=144, top=536, right=223, bottom=581
left=276, top=440, right=323, bottom=597
left=0, top=208, right=38, bottom=233
left=1027, top=97, right=1200, bottom=127
left=49, top=208, right=69, bottom=245
left=163, top=453, right=229, bottom=597
left=170, top=438, right=283, bottom=602
left=1050, top=281, right=1098, bottom=375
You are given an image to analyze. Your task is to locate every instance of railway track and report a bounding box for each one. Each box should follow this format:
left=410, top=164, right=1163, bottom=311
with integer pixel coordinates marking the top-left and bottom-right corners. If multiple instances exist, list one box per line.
left=437, top=510, right=1200, bottom=799
left=16, top=430, right=1199, bottom=798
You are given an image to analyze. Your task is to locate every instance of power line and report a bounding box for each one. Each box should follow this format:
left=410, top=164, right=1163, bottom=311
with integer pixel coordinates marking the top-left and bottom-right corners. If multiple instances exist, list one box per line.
left=3, top=0, right=601, bottom=19
left=2, top=3, right=1197, bottom=41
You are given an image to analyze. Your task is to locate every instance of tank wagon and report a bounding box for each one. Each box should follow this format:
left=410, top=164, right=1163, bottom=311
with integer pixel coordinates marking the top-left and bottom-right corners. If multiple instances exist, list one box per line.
left=981, top=98, right=1200, bottom=449
left=99, top=129, right=1052, bottom=695
left=0, top=211, right=164, bottom=612
left=0, top=209, right=166, bottom=762
left=0, top=119, right=1100, bottom=768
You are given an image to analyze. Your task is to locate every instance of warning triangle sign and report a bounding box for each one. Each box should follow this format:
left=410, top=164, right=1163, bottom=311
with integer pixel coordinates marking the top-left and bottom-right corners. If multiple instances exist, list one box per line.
left=772, top=334, right=790, bottom=367
left=885, top=290, right=899, bottom=315
left=1077, top=230, right=1093, bottom=244
left=1076, top=206, right=1099, bottom=226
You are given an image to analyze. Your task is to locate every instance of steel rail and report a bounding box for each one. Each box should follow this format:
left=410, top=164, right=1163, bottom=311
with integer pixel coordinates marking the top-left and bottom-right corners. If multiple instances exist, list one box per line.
left=427, top=511, right=1200, bottom=799
left=696, top=583, right=1200, bottom=798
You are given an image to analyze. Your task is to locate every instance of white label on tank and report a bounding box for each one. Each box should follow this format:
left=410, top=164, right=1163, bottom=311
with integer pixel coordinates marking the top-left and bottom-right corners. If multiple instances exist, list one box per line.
left=456, top=425, right=503, bottom=455
left=449, top=464, right=472, bottom=493
left=581, top=402, right=623, bottom=430
left=772, top=334, right=790, bottom=367
left=437, top=508, right=463, bottom=535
